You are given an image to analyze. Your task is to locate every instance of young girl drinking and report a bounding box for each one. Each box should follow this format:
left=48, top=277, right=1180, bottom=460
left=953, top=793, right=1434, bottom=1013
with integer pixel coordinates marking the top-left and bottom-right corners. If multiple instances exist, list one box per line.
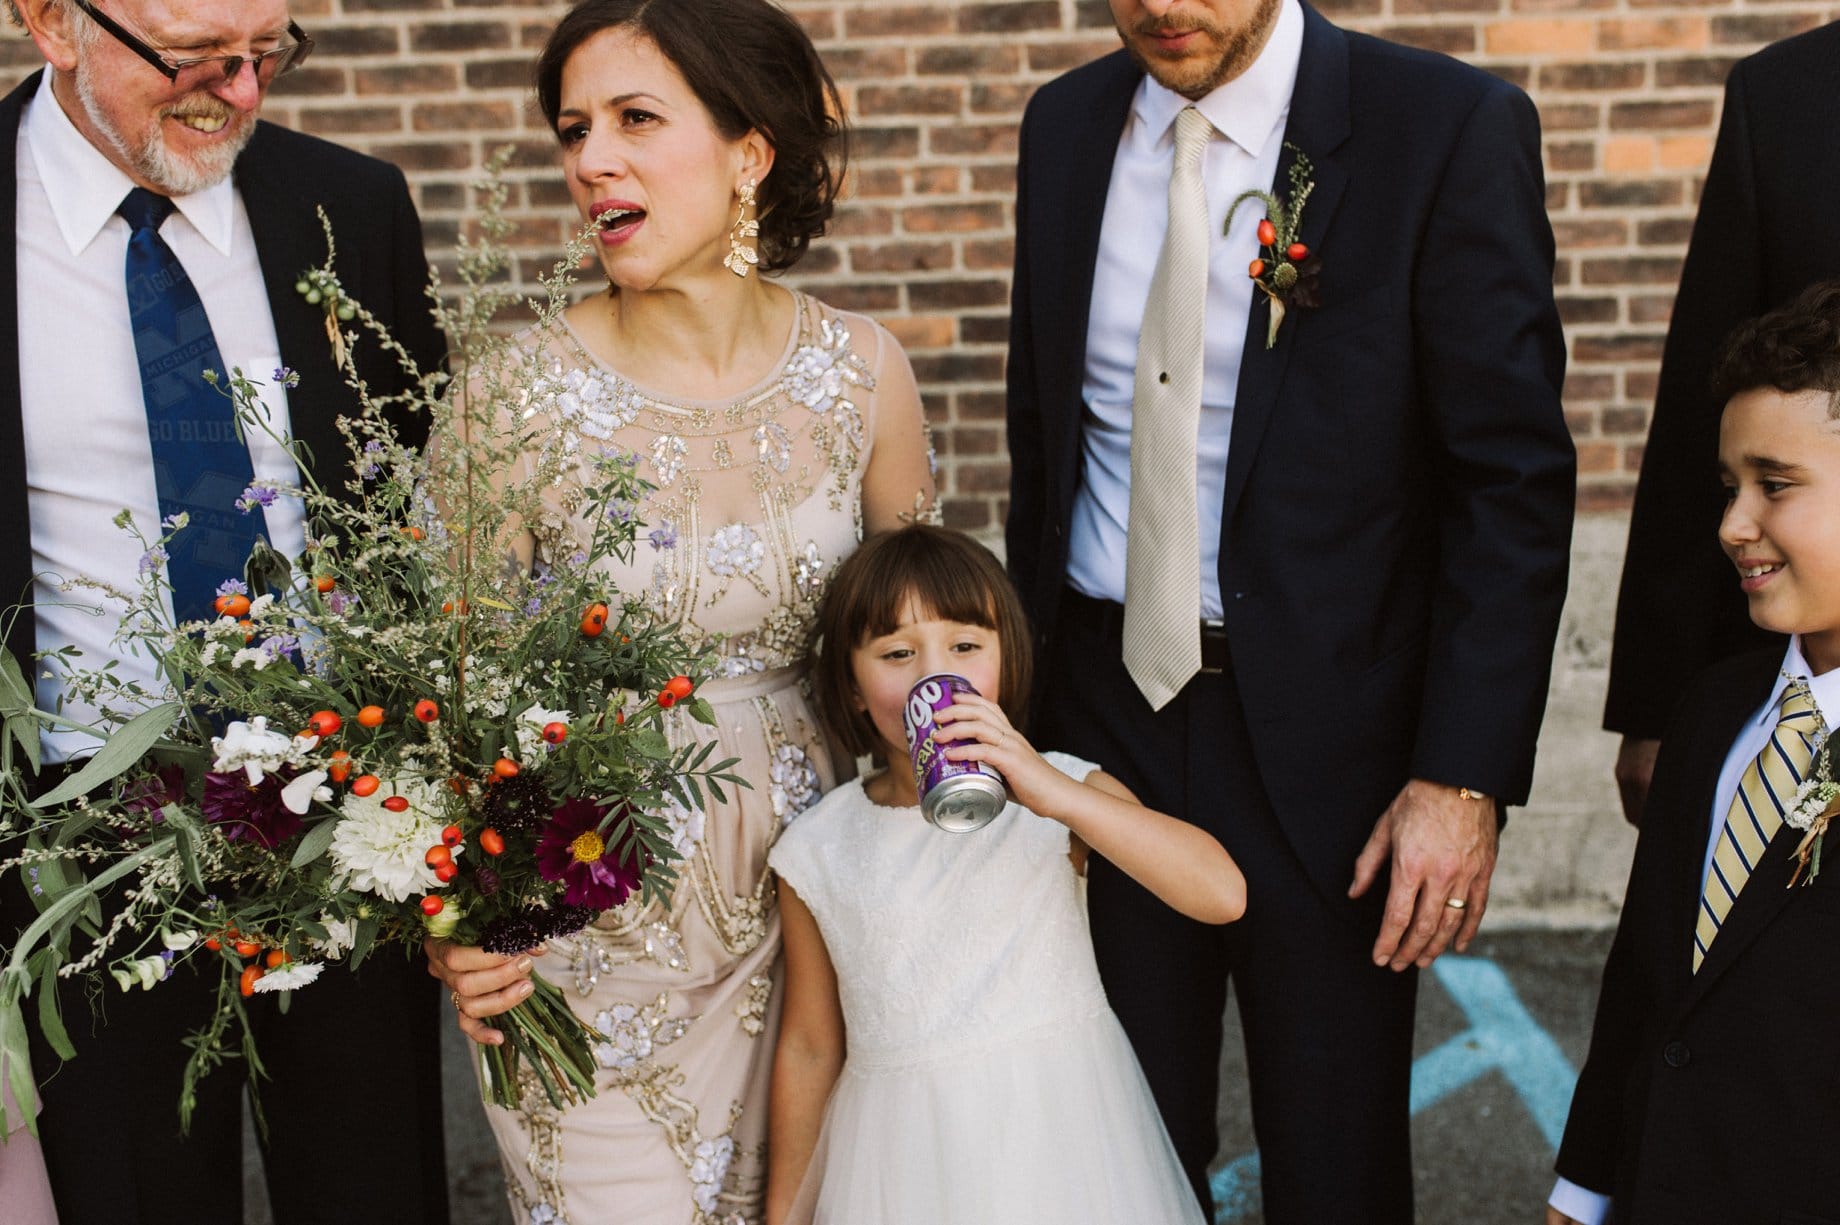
left=766, top=525, right=1245, bottom=1225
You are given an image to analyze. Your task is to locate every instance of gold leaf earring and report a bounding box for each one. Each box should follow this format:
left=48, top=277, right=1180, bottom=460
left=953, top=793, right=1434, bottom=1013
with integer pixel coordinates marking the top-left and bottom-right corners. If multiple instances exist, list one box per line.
left=724, top=180, right=760, bottom=278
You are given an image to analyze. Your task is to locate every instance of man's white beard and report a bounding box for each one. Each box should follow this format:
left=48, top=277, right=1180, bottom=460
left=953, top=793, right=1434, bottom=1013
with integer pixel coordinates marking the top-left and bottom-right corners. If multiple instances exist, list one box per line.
left=75, top=58, right=253, bottom=196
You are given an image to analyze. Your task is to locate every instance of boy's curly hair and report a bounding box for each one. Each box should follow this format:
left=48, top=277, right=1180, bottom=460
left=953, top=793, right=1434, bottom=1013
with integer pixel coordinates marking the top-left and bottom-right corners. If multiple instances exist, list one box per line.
left=1712, top=280, right=1840, bottom=418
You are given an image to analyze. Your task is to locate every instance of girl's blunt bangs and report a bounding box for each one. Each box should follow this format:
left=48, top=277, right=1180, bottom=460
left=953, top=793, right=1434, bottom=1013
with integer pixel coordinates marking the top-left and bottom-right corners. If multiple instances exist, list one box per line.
left=809, top=526, right=1033, bottom=761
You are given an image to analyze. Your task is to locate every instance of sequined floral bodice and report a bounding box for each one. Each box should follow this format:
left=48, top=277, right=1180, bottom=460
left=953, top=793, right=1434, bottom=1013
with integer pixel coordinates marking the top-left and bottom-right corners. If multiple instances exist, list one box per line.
left=769, top=754, right=1112, bottom=1068
left=520, top=291, right=879, bottom=679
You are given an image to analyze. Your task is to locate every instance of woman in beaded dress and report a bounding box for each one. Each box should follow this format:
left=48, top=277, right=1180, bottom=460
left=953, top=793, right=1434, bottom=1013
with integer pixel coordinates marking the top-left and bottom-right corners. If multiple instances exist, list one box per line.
left=426, top=3, right=935, bottom=1222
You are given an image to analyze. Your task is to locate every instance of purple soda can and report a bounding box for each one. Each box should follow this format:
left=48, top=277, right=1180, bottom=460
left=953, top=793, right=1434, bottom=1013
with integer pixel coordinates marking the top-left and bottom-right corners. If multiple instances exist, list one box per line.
left=903, top=673, right=1007, bottom=832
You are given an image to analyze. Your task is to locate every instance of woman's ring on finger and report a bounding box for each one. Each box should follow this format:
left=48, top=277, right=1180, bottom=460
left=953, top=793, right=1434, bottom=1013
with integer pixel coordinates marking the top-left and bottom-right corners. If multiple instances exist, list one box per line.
left=451, top=990, right=463, bottom=1012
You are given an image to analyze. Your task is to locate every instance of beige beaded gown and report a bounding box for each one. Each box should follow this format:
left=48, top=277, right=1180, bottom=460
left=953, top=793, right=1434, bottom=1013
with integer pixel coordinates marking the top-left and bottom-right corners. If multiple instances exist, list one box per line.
left=484, top=291, right=925, bottom=1224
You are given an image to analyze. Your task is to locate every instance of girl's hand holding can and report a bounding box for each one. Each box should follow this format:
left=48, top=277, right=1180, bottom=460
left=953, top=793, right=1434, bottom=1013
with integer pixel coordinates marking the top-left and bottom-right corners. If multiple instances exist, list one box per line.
left=932, top=693, right=1082, bottom=823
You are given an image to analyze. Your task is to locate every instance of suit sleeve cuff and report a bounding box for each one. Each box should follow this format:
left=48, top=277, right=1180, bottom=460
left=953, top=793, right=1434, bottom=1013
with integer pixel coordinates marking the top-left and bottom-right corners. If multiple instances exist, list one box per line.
left=1549, top=1176, right=1611, bottom=1225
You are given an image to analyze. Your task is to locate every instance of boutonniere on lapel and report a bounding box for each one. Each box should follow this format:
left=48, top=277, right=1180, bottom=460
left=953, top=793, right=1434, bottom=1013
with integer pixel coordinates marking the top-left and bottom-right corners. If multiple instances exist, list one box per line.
left=294, top=209, right=362, bottom=367
left=297, top=251, right=359, bottom=370
left=1224, top=144, right=1323, bottom=349
left=1784, top=736, right=1840, bottom=887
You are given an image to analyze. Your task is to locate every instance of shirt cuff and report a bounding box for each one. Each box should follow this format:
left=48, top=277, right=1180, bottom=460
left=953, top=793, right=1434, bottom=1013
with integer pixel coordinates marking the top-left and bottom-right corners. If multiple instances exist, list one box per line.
left=1549, top=1176, right=1611, bottom=1225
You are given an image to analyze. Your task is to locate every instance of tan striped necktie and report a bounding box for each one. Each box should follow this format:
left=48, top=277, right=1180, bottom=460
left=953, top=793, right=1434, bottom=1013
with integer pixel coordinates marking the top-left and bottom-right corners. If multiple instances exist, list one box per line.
left=1123, top=106, right=1214, bottom=712
left=1693, top=678, right=1823, bottom=972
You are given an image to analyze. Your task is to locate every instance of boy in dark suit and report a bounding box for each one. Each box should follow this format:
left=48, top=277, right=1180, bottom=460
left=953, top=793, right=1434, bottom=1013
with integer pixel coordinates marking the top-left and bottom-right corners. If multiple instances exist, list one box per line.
left=1550, top=281, right=1840, bottom=1225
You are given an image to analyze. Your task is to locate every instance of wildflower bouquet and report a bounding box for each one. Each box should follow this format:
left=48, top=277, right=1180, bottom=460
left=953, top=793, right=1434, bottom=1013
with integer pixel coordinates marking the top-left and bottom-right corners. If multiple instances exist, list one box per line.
left=0, top=172, right=740, bottom=1132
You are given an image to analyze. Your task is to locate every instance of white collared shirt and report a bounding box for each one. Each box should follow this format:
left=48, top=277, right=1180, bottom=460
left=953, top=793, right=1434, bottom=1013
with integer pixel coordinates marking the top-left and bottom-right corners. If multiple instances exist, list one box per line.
left=17, top=71, right=303, bottom=762
left=1548, top=636, right=1840, bottom=1225
left=1067, top=0, right=1305, bottom=616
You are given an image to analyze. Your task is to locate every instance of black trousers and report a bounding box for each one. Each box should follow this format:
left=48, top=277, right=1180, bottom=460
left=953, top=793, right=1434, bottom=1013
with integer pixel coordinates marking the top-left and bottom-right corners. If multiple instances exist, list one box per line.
left=4, top=799, right=449, bottom=1225
left=1039, top=591, right=1418, bottom=1224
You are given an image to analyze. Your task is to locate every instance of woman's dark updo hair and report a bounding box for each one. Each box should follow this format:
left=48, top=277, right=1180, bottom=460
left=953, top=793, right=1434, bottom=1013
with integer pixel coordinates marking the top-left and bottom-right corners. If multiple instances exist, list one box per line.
left=536, top=0, right=845, bottom=275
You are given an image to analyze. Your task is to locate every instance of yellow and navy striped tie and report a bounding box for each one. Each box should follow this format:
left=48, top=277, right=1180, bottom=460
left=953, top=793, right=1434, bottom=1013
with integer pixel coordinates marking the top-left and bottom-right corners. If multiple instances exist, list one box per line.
left=1694, top=678, right=1823, bottom=972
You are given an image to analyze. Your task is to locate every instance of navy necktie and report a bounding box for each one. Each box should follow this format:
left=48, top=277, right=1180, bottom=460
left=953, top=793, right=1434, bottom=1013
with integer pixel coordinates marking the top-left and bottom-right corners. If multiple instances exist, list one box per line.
left=118, top=187, right=267, bottom=624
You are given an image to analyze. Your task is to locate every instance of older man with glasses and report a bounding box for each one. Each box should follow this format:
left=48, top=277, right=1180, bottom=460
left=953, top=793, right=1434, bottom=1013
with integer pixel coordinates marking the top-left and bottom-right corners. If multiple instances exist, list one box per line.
left=0, top=2, right=449, bottom=1222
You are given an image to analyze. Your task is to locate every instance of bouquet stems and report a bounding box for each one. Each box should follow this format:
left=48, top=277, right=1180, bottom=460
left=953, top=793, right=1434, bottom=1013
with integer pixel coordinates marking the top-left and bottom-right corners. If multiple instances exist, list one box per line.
left=476, top=971, right=599, bottom=1111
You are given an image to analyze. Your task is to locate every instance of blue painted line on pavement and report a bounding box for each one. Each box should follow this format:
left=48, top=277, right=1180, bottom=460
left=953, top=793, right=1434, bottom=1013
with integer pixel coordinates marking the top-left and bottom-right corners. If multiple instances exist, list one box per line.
left=1211, top=1152, right=1263, bottom=1223
left=1419, top=956, right=1577, bottom=1148
left=1209, top=955, right=1579, bottom=1223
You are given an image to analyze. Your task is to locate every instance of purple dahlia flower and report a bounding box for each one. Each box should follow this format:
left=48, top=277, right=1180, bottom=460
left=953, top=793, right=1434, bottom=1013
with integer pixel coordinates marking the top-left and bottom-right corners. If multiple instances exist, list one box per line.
left=201, top=769, right=302, bottom=849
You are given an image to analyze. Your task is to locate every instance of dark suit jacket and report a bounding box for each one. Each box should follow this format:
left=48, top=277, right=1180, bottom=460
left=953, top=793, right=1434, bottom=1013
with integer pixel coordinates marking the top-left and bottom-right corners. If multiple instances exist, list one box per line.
left=0, top=72, right=452, bottom=1223
left=1604, top=22, right=1840, bottom=740
left=0, top=70, right=446, bottom=679
left=1558, top=649, right=1840, bottom=1225
left=1004, top=5, right=1574, bottom=895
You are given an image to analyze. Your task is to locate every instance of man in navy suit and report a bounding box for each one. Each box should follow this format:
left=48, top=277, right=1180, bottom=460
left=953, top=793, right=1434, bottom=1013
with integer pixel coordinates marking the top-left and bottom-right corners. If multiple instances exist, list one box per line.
left=0, top=1, right=448, bottom=1221
left=1005, top=0, right=1574, bottom=1218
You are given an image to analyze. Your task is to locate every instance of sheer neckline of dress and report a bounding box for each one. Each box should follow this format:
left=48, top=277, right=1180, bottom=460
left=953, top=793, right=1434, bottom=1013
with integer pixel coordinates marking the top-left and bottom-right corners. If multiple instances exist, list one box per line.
left=554, top=287, right=810, bottom=411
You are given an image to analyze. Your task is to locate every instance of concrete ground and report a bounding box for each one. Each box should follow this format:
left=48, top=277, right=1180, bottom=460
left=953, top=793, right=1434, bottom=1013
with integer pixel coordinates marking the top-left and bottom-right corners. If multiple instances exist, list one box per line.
left=242, top=927, right=1615, bottom=1224
left=1209, top=927, right=1614, bottom=1225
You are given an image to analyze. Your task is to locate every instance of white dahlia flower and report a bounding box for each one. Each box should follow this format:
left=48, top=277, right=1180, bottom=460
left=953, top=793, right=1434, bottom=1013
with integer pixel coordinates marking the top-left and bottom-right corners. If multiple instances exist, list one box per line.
left=328, top=778, right=459, bottom=902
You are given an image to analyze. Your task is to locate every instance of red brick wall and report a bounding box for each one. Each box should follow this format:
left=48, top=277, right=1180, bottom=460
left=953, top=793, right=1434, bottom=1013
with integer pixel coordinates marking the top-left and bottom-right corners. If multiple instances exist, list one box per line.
left=7, top=1, right=1839, bottom=531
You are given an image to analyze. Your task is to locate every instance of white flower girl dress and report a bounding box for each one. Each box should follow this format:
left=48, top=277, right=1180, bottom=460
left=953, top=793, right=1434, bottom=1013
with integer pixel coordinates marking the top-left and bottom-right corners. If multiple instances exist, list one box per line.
left=768, top=751, right=1206, bottom=1224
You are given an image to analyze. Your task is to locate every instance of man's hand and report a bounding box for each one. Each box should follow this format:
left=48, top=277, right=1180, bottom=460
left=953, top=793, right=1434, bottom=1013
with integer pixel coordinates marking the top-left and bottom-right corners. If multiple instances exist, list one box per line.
left=1546, top=1207, right=1585, bottom=1225
left=1349, top=778, right=1499, bottom=970
left=1614, top=736, right=1661, bottom=828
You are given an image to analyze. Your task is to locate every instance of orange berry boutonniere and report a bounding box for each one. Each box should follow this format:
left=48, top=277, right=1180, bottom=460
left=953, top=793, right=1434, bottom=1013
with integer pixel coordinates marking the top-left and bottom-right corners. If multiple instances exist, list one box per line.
left=1224, top=144, right=1321, bottom=349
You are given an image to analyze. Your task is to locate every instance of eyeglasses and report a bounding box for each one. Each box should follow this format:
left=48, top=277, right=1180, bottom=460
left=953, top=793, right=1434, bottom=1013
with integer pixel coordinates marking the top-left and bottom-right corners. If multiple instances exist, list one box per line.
left=70, top=0, right=314, bottom=91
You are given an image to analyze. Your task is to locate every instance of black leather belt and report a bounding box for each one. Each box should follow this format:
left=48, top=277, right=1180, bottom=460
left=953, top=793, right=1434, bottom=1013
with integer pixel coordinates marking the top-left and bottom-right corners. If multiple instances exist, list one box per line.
left=1060, top=588, right=1233, bottom=675
left=1199, top=619, right=1230, bottom=674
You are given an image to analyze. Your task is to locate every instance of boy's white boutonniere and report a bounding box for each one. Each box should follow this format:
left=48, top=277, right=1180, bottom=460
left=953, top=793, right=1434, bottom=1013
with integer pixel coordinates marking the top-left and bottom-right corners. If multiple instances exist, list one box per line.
left=1785, top=734, right=1840, bottom=888
left=1224, top=143, right=1322, bottom=349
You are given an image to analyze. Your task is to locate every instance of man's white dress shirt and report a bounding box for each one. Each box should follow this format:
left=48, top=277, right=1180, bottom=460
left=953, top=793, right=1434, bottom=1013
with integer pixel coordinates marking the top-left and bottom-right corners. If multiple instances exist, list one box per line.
left=1549, top=636, right=1840, bottom=1224
left=16, top=72, right=304, bottom=761
left=1067, top=0, right=1304, bottom=617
